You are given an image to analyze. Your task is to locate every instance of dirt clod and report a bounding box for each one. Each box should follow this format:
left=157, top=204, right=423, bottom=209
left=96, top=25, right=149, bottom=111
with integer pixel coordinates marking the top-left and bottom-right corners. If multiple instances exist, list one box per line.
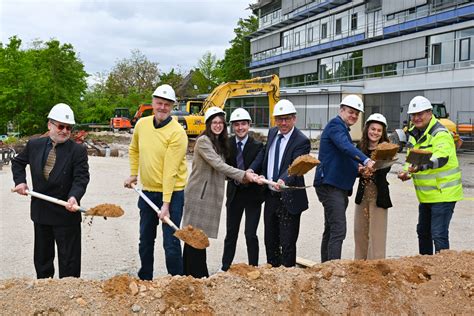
left=174, top=225, right=210, bottom=249
left=85, top=203, right=124, bottom=217
left=288, top=154, right=320, bottom=176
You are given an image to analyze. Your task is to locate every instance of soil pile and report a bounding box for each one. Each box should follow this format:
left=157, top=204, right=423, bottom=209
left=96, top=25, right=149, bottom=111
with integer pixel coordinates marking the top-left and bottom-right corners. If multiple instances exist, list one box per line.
left=0, top=250, right=472, bottom=314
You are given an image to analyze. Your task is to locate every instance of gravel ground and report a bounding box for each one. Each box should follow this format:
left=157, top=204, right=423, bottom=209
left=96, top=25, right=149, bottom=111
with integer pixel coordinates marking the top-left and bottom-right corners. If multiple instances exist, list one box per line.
left=1, top=150, right=473, bottom=280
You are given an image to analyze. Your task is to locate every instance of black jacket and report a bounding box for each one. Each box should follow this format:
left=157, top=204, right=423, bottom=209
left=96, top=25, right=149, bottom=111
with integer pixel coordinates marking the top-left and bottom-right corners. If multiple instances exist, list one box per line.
left=355, top=148, right=392, bottom=209
left=250, top=127, right=311, bottom=215
left=226, top=135, right=265, bottom=207
left=12, top=137, right=90, bottom=225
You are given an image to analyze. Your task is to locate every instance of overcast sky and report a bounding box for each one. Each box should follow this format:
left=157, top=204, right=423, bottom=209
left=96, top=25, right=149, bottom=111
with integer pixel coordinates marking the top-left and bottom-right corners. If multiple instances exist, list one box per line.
left=1, top=0, right=252, bottom=82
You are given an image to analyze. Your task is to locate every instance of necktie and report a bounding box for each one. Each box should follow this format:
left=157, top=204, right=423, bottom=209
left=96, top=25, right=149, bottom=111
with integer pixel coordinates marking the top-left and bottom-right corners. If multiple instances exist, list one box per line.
left=272, top=134, right=283, bottom=181
left=43, top=143, right=56, bottom=180
left=236, top=141, right=245, bottom=170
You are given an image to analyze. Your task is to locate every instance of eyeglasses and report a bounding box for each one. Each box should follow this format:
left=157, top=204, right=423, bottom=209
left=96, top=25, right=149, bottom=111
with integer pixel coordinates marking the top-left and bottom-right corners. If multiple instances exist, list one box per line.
left=275, top=116, right=294, bottom=122
left=51, top=121, right=73, bottom=131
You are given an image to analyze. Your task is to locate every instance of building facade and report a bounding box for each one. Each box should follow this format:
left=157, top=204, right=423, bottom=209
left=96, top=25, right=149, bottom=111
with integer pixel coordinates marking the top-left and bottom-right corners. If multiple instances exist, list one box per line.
left=241, top=0, right=473, bottom=137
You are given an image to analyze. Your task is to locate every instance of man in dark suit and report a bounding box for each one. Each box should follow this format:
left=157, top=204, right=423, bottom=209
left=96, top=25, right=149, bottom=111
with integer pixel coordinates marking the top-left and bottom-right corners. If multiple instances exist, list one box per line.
left=251, top=99, right=311, bottom=267
left=12, top=103, right=90, bottom=278
left=221, top=108, right=265, bottom=271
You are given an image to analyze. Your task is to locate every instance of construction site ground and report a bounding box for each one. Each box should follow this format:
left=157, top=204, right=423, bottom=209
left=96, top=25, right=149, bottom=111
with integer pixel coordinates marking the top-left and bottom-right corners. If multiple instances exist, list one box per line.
left=1, top=133, right=473, bottom=314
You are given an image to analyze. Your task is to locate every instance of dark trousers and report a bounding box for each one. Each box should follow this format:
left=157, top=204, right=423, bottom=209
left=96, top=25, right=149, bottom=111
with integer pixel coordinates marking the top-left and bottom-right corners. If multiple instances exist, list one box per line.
left=417, top=202, right=455, bottom=255
left=138, top=190, right=184, bottom=280
left=221, top=197, right=261, bottom=271
left=33, top=223, right=81, bottom=279
left=316, top=184, right=349, bottom=262
left=183, top=243, right=209, bottom=278
left=264, top=193, right=301, bottom=267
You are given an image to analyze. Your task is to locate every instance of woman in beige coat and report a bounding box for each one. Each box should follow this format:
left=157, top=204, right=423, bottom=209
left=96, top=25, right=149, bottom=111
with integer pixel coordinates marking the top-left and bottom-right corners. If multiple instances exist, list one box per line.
left=182, top=107, right=256, bottom=278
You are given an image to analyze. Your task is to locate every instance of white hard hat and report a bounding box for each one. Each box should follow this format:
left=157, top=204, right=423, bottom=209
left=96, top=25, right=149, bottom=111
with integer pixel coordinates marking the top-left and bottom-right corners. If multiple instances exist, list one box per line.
left=48, top=103, right=75, bottom=125
left=366, top=113, right=387, bottom=127
left=152, top=84, right=177, bottom=103
left=273, top=99, right=297, bottom=116
left=204, top=106, right=226, bottom=123
left=407, top=96, right=432, bottom=114
left=229, top=108, right=252, bottom=122
left=341, top=95, right=364, bottom=113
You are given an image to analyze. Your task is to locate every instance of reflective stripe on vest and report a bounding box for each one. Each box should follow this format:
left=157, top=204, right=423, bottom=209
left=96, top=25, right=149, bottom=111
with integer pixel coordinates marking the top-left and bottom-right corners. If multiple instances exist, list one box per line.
left=412, top=167, right=461, bottom=180
left=414, top=178, right=462, bottom=191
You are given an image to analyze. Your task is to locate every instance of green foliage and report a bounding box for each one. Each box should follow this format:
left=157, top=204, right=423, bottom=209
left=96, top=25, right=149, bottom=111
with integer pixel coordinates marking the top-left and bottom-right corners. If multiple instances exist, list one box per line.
left=216, top=15, right=258, bottom=82
left=159, top=68, right=184, bottom=89
left=0, top=36, right=88, bottom=135
left=197, top=51, right=219, bottom=83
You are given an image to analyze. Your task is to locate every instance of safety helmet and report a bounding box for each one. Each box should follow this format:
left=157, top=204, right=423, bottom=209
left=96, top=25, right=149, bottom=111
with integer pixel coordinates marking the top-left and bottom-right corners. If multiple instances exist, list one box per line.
left=273, top=99, right=297, bottom=117
left=152, top=84, right=177, bottom=103
left=48, top=103, right=75, bottom=125
left=366, top=113, right=387, bottom=127
left=341, top=95, right=364, bottom=113
left=407, top=96, right=432, bottom=114
left=229, top=108, right=252, bottom=122
left=204, top=106, right=226, bottom=123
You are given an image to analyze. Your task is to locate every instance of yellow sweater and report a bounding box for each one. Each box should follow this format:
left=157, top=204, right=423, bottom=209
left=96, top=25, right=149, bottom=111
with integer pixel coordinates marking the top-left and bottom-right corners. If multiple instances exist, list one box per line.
left=129, top=116, right=188, bottom=202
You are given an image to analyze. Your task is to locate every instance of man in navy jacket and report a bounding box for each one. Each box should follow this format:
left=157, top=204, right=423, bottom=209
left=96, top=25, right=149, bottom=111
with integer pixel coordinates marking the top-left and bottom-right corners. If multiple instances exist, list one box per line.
left=251, top=99, right=311, bottom=267
left=314, top=95, right=375, bottom=262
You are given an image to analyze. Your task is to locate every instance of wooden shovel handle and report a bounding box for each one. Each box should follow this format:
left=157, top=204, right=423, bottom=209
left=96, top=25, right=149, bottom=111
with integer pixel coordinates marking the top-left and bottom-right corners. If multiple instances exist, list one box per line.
left=131, top=183, right=179, bottom=231
left=11, top=188, right=86, bottom=213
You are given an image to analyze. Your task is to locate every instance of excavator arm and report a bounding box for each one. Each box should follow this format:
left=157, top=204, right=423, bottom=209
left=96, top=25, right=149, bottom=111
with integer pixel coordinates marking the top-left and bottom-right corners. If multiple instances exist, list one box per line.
left=200, top=74, right=280, bottom=125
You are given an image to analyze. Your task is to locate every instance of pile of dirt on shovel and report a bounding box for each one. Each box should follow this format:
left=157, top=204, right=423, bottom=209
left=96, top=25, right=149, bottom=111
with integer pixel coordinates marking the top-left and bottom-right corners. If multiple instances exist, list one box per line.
left=0, top=250, right=472, bottom=314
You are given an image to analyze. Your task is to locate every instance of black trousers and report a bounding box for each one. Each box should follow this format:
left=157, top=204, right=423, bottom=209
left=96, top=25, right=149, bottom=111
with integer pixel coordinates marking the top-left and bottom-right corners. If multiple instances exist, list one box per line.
left=33, top=223, right=81, bottom=278
left=264, top=193, right=301, bottom=267
left=183, top=243, right=209, bottom=278
left=221, top=197, right=261, bottom=271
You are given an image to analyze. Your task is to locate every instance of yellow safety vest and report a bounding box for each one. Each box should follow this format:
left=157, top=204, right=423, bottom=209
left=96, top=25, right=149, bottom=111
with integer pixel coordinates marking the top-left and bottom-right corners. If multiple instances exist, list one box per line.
left=406, top=116, right=463, bottom=203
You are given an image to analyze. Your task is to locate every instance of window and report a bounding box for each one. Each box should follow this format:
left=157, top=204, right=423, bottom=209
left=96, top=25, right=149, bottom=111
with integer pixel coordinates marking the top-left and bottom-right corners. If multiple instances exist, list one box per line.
left=336, top=18, right=342, bottom=35
left=283, top=35, right=289, bottom=49
left=307, top=27, right=314, bottom=42
left=351, top=13, right=358, bottom=30
left=294, top=32, right=300, bottom=46
left=273, top=10, right=279, bottom=19
left=321, top=23, right=328, bottom=39
left=406, top=60, right=416, bottom=68
left=432, top=43, right=442, bottom=65
left=459, top=38, right=471, bottom=61
left=387, top=14, right=395, bottom=20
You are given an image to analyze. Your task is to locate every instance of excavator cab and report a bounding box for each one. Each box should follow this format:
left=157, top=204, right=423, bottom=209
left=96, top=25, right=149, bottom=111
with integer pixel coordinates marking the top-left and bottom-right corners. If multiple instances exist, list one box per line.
left=110, top=108, right=132, bottom=132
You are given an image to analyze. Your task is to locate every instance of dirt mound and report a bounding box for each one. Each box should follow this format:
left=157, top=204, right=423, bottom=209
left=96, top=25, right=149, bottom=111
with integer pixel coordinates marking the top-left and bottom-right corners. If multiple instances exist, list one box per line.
left=0, top=251, right=472, bottom=314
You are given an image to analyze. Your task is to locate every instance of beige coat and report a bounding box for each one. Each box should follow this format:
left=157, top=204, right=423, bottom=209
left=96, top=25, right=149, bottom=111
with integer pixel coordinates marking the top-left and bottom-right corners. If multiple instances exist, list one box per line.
left=182, top=135, right=245, bottom=239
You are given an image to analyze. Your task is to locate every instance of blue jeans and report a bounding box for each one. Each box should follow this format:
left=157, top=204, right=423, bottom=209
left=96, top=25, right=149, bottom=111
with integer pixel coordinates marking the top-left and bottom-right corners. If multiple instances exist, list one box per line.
left=417, top=202, right=455, bottom=255
left=138, top=190, right=184, bottom=280
left=316, top=184, right=349, bottom=262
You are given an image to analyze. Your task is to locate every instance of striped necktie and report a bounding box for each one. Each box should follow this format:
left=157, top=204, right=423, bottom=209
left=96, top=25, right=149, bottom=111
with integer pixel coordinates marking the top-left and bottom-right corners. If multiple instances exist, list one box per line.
left=43, top=143, right=56, bottom=180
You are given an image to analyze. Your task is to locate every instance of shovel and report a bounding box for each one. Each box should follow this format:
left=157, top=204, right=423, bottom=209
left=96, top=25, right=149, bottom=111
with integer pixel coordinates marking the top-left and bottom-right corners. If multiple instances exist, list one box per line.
left=373, top=158, right=399, bottom=170
left=131, top=184, right=209, bottom=249
left=259, top=178, right=311, bottom=190
left=406, top=149, right=432, bottom=166
left=11, top=189, right=124, bottom=217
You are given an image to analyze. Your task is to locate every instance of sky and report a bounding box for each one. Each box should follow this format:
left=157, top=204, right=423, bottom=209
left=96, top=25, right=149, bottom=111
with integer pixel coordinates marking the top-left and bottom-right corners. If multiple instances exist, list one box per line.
left=0, top=0, right=253, bottom=82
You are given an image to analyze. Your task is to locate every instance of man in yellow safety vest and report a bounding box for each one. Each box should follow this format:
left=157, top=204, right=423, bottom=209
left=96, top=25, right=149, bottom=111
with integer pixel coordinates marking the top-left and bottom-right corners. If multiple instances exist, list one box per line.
left=398, top=96, right=463, bottom=255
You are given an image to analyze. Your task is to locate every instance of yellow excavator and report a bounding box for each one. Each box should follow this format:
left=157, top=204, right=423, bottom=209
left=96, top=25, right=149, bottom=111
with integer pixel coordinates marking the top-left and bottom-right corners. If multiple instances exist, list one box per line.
left=173, top=74, right=280, bottom=137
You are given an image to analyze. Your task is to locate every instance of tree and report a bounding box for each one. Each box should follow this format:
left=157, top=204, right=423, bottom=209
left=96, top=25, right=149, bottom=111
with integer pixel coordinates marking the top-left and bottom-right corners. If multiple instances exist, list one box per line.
left=0, top=36, right=88, bottom=135
left=105, top=49, right=159, bottom=98
left=217, top=15, right=258, bottom=82
left=197, top=51, right=218, bottom=83
left=159, top=68, right=184, bottom=89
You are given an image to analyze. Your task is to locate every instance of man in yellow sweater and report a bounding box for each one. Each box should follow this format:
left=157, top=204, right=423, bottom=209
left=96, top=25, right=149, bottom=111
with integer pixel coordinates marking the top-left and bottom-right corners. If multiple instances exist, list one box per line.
left=124, top=84, right=188, bottom=279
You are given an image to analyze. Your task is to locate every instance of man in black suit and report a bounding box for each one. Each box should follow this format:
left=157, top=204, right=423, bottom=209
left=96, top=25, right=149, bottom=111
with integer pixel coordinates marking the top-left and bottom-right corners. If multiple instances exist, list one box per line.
left=251, top=100, right=311, bottom=267
left=221, top=108, right=265, bottom=271
left=12, top=103, right=90, bottom=279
